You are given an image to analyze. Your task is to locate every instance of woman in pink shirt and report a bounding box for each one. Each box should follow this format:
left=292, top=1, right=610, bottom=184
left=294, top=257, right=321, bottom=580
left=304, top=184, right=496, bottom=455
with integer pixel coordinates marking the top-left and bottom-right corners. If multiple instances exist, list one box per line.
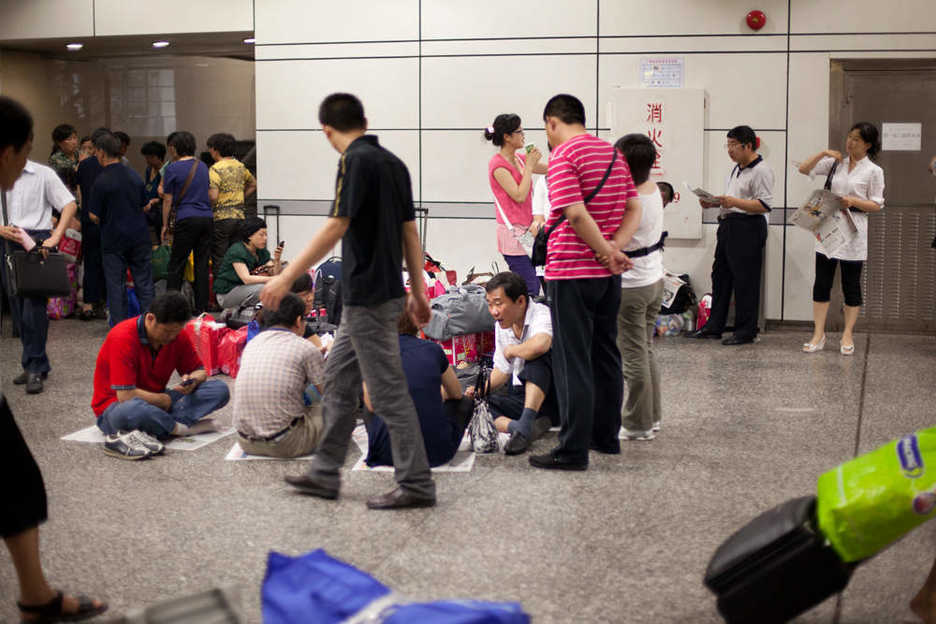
left=485, top=113, right=547, bottom=296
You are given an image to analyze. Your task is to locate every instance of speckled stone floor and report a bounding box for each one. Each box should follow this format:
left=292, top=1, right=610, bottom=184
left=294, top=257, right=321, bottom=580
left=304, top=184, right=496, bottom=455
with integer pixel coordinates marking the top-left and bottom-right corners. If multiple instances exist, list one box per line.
left=1, top=319, right=934, bottom=623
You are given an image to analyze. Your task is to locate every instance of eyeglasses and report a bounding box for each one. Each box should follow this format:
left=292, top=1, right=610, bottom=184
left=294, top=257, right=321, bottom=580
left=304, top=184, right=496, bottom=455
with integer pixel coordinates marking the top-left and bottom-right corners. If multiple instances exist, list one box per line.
left=725, top=142, right=741, bottom=149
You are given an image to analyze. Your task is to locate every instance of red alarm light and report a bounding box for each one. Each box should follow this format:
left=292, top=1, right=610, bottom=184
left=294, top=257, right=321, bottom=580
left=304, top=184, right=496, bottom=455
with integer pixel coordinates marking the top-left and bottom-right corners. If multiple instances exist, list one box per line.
left=746, top=10, right=766, bottom=31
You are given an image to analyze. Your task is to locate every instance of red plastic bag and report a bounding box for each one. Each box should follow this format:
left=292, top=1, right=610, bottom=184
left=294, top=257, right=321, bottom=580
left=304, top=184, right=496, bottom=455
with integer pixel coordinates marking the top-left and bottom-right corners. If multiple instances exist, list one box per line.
left=58, top=228, right=82, bottom=262
left=218, top=325, right=248, bottom=378
left=696, top=293, right=712, bottom=332
left=432, top=333, right=479, bottom=366
left=183, top=314, right=227, bottom=376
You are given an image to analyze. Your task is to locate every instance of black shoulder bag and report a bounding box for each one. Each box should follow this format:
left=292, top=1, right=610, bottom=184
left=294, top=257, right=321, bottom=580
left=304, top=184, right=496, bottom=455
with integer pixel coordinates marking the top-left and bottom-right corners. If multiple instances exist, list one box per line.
left=1, top=190, right=71, bottom=299
left=531, top=149, right=617, bottom=268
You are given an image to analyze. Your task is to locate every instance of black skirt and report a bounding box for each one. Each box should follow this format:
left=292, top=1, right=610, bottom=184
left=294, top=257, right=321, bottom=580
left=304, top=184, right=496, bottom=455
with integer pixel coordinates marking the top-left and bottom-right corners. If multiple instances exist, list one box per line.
left=1, top=393, right=48, bottom=538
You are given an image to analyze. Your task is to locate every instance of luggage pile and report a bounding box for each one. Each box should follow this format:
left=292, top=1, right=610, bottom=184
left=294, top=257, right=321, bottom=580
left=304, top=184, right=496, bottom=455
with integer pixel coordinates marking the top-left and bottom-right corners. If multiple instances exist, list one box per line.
left=654, top=271, right=698, bottom=336
left=705, top=427, right=936, bottom=623
left=422, top=283, right=496, bottom=367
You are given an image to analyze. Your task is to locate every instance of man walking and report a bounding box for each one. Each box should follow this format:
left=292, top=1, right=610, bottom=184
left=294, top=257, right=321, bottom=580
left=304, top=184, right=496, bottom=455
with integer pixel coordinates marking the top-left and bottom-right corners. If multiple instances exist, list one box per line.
left=264, top=93, right=436, bottom=510
left=530, top=94, right=641, bottom=471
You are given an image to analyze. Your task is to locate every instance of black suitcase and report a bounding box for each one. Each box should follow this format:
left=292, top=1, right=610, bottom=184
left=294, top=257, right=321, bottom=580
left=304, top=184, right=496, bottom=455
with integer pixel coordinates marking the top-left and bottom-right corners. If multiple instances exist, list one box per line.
left=704, top=496, right=854, bottom=624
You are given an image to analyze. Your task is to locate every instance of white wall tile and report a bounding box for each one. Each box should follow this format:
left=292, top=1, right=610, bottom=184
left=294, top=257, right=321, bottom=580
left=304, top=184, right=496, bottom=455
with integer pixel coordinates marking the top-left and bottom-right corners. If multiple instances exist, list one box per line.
left=256, top=42, right=418, bottom=61
left=601, top=0, right=788, bottom=36
left=257, top=130, right=419, bottom=201
left=94, top=0, right=253, bottom=36
left=421, top=55, right=597, bottom=129
left=661, top=225, right=718, bottom=294
left=786, top=53, right=831, bottom=210
left=255, top=0, right=417, bottom=44
left=764, top=225, right=785, bottom=319
left=791, top=0, right=936, bottom=34
left=791, top=34, right=936, bottom=52
left=274, top=216, right=340, bottom=264
left=601, top=35, right=785, bottom=54
left=598, top=53, right=788, bottom=131
left=782, top=226, right=819, bottom=321
left=422, top=0, right=596, bottom=39
left=256, top=58, right=418, bottom=129
left=0, top=0, right=93, bottom=39
left=421, top=38, right=594, bottom=56
left=423, top=218, right=501, bottom=287
left=421, top=130, right=548, bottom=203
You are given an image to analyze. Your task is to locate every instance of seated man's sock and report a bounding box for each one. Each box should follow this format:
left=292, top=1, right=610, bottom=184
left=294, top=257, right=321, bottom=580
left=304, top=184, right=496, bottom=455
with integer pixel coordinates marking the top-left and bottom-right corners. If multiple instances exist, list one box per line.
left=507, top=407, right=538, bottom=437
left=172, top=418, right=222, bottom=436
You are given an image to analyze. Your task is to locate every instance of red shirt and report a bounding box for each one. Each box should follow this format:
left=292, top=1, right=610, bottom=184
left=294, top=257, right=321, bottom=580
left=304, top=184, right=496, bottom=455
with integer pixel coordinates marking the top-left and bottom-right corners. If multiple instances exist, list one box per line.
left=91, top=316, right=203, bottom=416
left=545, top=134, right=638, bottom=280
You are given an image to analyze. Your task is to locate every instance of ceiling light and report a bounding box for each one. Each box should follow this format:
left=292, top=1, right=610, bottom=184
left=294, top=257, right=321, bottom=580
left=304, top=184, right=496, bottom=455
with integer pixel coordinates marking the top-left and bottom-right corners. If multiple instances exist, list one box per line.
left=152, top=40, right=170, bottom=48
left=66, top=43, right=83, bottom=51
left=243, top=38, right=255, bottom=44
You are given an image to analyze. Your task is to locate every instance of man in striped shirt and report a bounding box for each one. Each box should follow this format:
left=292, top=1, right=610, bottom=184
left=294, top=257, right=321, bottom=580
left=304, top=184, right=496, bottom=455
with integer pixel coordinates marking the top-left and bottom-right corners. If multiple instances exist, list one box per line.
left=529, top=94, right=642, bottom=471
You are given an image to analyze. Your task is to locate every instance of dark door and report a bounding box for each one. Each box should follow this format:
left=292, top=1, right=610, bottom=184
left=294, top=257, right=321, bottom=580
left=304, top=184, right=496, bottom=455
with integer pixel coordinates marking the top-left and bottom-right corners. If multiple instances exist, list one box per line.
left=830, top=60, right=936, bottom=333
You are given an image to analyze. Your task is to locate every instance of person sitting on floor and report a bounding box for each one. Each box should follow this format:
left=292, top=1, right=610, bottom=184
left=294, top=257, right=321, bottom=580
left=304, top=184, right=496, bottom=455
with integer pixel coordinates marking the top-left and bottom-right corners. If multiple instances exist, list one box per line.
left=213, top=217, right=283, bottom=311
left=472, top=271, right=558, bottom=455
left=233, top=293, right=326, bottom=458
left=364, top=311, right=472, bottom=468
left=91, top=291, right=230, bottom=459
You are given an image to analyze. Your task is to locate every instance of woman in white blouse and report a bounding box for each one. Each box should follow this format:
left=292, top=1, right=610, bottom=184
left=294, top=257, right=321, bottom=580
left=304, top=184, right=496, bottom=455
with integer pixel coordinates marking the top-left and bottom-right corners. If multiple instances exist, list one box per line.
left=797, top=122, right=884, bottom=355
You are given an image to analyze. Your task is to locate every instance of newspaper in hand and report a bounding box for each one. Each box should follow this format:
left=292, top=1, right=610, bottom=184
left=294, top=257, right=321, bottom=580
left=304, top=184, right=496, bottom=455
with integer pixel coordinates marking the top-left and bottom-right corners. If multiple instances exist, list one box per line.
left=684, top=182, right=720, bottom=205
left=790, top=189, right=858, bottom=257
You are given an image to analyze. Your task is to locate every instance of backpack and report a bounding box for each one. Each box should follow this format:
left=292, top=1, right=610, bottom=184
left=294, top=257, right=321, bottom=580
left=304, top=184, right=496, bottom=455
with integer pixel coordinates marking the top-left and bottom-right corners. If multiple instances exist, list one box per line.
left=313, top=257, right=343, bottom=326
left=660, top=272, right=697, bottom=315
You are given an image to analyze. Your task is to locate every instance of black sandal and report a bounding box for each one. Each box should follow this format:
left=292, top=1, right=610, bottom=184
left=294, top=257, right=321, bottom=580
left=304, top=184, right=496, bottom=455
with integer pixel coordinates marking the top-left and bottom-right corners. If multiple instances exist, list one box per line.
left=77, top=308, right=95, bottom=321
left=18, top=590, right=108, bottom=623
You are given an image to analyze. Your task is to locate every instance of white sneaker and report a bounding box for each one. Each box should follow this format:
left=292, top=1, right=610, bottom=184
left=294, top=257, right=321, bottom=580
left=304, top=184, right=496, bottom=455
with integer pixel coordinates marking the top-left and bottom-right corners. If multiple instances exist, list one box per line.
left=620, top=428, right=656, bottom=441
left=126, top=430, right=165, bottom=455
left=652, top=421, right=661, bottom=433
left=103, top=432, right=151, bottom=460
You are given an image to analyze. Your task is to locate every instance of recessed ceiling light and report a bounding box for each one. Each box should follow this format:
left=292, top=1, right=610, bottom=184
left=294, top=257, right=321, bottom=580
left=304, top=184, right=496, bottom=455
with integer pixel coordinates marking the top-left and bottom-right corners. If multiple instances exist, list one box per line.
left=66, top=43, right=84, bottom=51
left=243, top=38, right=255, bottom=44
left=152, top=40, right=170, bottom=48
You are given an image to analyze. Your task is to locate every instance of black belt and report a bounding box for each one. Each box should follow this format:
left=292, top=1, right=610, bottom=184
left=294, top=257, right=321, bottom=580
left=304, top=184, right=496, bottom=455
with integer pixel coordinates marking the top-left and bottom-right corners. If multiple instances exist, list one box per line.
left=237, top=416, right=302, bottom=442
left=718, top=212, right=763, bottom=222
left=626, top=232, right=667, bottom=259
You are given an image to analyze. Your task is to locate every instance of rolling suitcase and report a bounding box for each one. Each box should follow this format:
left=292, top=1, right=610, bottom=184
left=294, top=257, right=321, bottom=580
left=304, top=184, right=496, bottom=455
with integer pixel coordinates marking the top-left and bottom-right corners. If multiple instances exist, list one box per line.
left=704, top=496, right=854, bottom=624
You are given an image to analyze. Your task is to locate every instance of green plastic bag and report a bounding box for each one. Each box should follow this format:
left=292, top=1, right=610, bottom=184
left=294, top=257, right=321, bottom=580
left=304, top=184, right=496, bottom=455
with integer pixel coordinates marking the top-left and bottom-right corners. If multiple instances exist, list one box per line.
left=817, top=427, right=936, bottom=562
left=151, top=245, right=171, bottom=282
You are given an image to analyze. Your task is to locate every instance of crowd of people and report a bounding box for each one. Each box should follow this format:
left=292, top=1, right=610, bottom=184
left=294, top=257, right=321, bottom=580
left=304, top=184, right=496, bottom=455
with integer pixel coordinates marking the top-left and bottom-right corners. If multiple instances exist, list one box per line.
left=1, top=87, right=914, bottom=622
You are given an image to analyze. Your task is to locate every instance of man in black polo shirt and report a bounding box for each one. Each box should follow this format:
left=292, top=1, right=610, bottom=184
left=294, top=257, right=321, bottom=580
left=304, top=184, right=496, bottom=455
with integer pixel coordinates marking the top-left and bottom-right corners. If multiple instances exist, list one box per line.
left=75, top=127, right=109, bottom=320
left=689, top=125, right=774, bottom=345
left=263, top=92, right=435, bottom=510
left=87, top=132, right=154, bottom=326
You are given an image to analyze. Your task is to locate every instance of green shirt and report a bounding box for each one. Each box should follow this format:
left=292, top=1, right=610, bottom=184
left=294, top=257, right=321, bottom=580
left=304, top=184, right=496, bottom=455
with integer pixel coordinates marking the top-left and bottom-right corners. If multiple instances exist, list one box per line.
left=214, top=241, right=271, bottom=294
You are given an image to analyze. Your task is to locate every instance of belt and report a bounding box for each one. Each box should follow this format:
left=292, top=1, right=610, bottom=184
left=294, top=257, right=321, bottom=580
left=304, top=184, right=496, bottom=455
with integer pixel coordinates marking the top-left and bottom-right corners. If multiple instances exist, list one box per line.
left=626, top=232, right=667, bottom=259
left=718, top=212, right=763, bottom=222
left=237, top=416, right=302, bottom=442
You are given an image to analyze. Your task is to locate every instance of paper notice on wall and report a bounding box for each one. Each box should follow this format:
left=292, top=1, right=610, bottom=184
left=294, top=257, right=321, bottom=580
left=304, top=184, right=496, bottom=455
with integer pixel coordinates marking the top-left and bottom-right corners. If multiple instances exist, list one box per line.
left=639, top=57, right=684, bottom=88
left=882, top=122, right=922, bottom=151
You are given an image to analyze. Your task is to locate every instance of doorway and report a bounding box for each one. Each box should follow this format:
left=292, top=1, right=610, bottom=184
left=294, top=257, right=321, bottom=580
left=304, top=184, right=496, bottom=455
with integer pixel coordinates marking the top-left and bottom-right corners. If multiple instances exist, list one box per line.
left=829, top=59, right=936, bottom=333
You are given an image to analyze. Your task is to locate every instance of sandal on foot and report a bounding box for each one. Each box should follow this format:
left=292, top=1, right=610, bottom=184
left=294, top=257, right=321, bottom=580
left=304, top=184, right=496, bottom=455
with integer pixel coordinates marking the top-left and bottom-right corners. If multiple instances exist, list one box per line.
left=18, top=590, right=108, bottom=623
left=802, top=335, right=826, bottom=353
left=840, top=342, right=855, bottom=356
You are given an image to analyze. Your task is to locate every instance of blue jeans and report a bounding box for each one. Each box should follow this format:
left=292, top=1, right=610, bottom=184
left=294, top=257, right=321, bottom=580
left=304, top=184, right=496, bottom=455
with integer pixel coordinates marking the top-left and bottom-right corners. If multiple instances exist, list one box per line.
left=96, top=379, right=230, bottom=438
left=103, top=243, right=155, bottom=326
left=1, top=229, right=52, bottom=374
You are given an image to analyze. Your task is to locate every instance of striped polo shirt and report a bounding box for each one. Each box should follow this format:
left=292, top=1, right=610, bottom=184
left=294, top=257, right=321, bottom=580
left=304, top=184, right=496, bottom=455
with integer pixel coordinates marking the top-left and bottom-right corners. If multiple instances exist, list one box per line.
left=545, top=133, right=638, bottom=280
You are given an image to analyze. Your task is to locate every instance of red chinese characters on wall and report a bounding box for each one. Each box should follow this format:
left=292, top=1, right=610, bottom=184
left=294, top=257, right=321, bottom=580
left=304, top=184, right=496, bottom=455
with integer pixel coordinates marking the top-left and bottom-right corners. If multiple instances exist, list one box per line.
left=646, top=102, right=664, bottom=176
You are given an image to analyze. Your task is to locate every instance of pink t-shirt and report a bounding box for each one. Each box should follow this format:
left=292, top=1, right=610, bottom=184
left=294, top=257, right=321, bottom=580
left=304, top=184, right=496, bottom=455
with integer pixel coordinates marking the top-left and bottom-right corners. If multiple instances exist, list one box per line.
left=488, top=152, right=532, bottom=255
left=545, top=134, right=638, bottom=280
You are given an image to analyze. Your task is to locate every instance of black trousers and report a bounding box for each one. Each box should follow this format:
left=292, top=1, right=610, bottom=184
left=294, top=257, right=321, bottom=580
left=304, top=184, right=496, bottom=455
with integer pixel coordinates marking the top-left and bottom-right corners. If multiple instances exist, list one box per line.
left=211, top=218, right=244, bottom=277
left=813, top=252, right=863, bottom=307
left=707, top=215, right=768, bottom=339
left=547, top=277, right=622, bottom=464
left=167, top=216, right=212, bottom=313
left=486, top=352, right=559, bottom=426
left=1, top=394, right=48, bottom=538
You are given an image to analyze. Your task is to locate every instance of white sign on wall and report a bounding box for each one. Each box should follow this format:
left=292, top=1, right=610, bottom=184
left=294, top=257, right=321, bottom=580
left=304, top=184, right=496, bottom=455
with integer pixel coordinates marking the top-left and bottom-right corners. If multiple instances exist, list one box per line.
left=609, top=88, right=705, bottom=239
left=639, top=57, right=684, bottom=88
left=882, top=122, right=922, bottom=151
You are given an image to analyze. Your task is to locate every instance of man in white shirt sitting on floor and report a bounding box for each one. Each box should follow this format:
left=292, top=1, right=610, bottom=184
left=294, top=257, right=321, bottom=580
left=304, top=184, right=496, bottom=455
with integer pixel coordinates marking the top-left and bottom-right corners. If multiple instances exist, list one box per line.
left=471, top=271, right=557, bottom=456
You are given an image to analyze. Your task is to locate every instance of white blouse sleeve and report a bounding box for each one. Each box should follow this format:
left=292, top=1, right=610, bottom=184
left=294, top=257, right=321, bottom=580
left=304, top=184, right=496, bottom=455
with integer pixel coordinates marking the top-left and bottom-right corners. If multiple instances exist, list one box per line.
left=868, top=165, right=885, bottom=208
left=808, top=156, right=835, bottom=181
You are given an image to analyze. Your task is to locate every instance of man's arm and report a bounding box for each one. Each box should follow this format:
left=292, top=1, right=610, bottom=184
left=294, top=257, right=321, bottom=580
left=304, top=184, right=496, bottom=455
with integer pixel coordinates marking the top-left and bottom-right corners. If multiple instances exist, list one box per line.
left=208, top=188, right=219, bottom=203
left=402, top=219, right=431, bottom=326
left=44, top=201, right=77, bottom=247
left=116, top=388, right=171, bottom=411
left=488, top=367, right=510, bottom=392
left=503, top=333, right=551, bottom=362
left=563, top=201, right=631, bottom=273
left=716, top=196, right=768, bottom=214
left=161, top=194, right=172, bottom=242
left=260, top=216, right=349, bottom=308
left=610, top=197, right=643, bottom=249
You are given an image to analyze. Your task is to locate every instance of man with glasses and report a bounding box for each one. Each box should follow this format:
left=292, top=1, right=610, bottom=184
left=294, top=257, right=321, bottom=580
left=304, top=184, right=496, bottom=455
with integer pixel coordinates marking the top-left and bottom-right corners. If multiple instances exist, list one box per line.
left=689, top=125, right=773, bottom=346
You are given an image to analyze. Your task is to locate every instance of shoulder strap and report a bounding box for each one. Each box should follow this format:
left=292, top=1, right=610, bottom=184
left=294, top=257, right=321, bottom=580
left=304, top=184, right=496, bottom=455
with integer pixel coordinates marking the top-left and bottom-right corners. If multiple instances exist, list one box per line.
left=173, top=160, right=199, bottom=208
left=824, top=160, right=839, bottom=191
left=545, top=148, right=618, bottom=239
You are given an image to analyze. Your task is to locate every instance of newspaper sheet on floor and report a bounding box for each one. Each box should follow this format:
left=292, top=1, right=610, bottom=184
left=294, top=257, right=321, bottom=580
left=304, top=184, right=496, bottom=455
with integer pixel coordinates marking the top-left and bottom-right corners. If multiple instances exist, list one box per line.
left=62, top=424, right=233, bottom=451
left=350, top=424, right=476, bottom=472
left=790, top=189, right=858, bottom=256
left=224, top=442, right=315, bottom=461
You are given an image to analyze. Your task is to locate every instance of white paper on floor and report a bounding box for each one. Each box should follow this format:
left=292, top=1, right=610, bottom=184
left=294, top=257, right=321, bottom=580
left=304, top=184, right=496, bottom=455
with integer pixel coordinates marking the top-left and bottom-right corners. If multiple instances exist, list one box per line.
left=62, top=424, right=233, bottom=451
left=224, top=442, right=315, bottom=461
left=350, top=424, right=476, bottom=472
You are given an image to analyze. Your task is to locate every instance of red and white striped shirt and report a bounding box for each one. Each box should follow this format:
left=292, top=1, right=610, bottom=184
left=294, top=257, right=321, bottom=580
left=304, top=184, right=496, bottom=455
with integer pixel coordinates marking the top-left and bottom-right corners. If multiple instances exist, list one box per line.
left=545, top=134, right=637, bottom=280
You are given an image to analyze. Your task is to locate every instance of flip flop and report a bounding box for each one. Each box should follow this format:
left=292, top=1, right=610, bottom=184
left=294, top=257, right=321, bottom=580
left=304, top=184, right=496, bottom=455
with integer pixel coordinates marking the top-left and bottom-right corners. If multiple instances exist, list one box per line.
left=18, top=590, right=108, bottom=623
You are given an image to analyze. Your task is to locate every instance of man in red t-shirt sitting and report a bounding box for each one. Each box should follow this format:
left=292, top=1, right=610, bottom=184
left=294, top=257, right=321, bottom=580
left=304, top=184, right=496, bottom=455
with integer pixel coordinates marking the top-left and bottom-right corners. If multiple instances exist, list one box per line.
left=91, top=291, right=230, bottom=459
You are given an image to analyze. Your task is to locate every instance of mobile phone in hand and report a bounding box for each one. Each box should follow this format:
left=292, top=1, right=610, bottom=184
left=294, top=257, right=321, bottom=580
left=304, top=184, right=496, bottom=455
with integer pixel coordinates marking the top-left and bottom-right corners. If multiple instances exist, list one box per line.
left=181, top=378, right=196, bottom=387
left=278, top=240, right=285, bottom=248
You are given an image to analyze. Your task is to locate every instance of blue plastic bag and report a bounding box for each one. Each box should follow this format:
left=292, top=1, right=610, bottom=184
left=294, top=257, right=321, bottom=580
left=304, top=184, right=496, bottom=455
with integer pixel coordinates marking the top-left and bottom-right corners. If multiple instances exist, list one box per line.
left=381, top=600, right=530, bottom=623
left=262, top=550, right=389, bottom=624
left=246, top=319, right=261, bottom=344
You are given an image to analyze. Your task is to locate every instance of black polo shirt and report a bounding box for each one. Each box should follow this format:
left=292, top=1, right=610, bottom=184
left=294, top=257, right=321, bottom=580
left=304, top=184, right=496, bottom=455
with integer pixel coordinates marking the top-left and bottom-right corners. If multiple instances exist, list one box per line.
left=330, top=135, right=415, bottom=306
left=76, top=156, right=103, bottom=223
left=87, top=163, right=149, bottom=253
